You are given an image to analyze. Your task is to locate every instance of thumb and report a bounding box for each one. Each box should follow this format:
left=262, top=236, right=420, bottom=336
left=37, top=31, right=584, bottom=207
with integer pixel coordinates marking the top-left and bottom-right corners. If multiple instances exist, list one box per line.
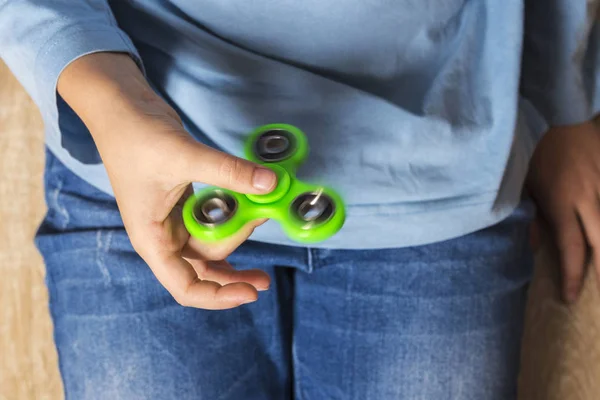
left=178, top=139, right=277, bottom=194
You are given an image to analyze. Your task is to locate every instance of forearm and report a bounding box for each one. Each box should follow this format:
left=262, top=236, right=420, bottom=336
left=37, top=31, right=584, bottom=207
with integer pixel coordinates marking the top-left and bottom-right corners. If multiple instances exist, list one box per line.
left=57, top=52, right=158, bottom=132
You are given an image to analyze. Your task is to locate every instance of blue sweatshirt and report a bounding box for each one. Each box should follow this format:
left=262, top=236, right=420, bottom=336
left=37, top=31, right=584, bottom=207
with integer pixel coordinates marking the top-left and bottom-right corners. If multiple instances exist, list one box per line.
left=1, top=1, right=599, bottom=249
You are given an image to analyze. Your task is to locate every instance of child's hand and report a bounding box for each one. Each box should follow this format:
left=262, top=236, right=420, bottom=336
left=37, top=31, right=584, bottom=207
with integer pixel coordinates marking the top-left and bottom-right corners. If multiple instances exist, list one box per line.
left=58, top=53, right=276, bottom=309
left=527, top=121, right=600, bottom=303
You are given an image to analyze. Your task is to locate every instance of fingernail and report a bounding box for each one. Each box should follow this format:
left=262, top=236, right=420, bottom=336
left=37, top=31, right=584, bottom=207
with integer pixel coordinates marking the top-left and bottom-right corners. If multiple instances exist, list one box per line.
left=252, top=168, right=276, bottom=191
left=257, top=285, right=270, bottom=292
left=241, top=298, right=257, bottom=305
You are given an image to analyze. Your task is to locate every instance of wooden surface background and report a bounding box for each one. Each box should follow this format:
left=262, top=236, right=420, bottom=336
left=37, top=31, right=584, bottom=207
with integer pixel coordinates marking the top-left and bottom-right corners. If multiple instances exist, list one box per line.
left=0, top=60, right=62, bottom=400
left=1, top=59, right=599, bottom=400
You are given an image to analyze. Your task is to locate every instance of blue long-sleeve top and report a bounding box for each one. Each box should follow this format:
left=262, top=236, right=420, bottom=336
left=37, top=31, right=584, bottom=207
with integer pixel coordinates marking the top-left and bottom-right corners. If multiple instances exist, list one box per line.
left=1, top=1, right=599, bottom=249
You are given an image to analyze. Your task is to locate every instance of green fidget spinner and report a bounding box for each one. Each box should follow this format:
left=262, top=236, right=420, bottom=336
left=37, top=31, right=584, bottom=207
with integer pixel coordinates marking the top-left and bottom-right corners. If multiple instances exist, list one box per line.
left=183, top=124, right=346, bottom=243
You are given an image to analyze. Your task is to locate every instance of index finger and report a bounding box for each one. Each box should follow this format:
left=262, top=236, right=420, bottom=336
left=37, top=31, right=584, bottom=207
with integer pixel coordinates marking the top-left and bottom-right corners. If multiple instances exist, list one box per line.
left=552, top=209, right=587, bottom=303
left=146, top=252, right=259, bottom=310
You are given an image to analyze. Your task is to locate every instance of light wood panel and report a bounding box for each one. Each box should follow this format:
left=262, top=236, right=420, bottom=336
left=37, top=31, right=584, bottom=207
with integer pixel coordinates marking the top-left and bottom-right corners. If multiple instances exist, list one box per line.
left=0, top=60, right=62, bottom=400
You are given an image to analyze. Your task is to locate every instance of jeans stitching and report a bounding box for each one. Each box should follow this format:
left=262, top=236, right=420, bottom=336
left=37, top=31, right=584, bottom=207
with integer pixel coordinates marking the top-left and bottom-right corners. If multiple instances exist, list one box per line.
left=292, top=334, right=304, bottom=400
left=215, top=362, right=261, bottom=400
left=145, top=334, right=200, bottom=399
left=46, top=151, right=71, bottom=229
left=306, top=249, right=315, bottom=273
left=96, top=230, right=113, bottom=284
left=50, top=178, right=70, bottom=230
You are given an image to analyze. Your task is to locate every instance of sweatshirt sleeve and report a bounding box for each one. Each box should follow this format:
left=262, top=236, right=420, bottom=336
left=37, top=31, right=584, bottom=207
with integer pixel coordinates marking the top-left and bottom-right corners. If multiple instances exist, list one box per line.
left=521, top=0, right=600, bottom=126
left=0, top=0, right=143, bottom=111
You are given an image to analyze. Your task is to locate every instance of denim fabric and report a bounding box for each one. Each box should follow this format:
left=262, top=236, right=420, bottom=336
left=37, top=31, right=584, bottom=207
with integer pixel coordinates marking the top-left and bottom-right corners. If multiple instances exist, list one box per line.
left=36, top=149, right=535, bottom=400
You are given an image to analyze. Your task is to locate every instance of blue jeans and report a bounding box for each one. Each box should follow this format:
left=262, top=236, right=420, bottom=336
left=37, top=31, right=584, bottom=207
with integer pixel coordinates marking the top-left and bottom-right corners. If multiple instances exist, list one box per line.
left=36, top=150, right=535, bottom=400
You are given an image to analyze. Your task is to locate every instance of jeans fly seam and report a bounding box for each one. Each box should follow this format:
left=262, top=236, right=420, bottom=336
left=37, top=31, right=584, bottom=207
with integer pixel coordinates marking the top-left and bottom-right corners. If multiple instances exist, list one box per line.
left=292, top=333, right=304, bottom=400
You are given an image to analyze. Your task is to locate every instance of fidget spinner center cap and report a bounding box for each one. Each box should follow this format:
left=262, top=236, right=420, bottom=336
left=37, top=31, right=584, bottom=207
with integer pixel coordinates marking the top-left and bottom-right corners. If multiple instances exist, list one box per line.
left=254, top=129, right=296, bottom=162
left=245, top=164, right=291, bottom=204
